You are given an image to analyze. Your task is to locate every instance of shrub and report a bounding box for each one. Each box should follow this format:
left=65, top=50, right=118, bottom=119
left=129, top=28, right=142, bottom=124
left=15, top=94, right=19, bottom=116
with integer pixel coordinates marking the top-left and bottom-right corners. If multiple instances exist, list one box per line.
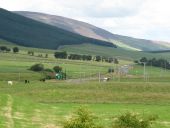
left=0, top=46, right=7, bottom=52
left=108, top=68, right=114, bottom=73
left=54, top=51, right=67, bottom=59
left=30, top=64, right=44, bottom=72
left=43, top=68, right=55, bottom=79
left=28, top=51, right=34, bottom=56
left=45, top=54, right=48, bottom=58
left=6, top=48, right=11, bottom=52
left=53, top=66, right=62, bottom=73
left=112, top=112, right=157, bottom=128
left=13, top=47, right=19, bottom=53
left=64, top=107, right=103, bottom=128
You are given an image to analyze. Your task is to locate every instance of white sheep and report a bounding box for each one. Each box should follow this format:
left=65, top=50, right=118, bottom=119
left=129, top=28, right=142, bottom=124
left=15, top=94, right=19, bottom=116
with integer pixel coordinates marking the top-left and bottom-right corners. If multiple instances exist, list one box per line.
left=8, top=81, right=13, bottom=85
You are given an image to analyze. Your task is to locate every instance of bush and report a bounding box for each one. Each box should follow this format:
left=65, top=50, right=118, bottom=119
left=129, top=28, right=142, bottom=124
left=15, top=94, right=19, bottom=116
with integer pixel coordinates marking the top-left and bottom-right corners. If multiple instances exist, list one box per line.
left=53, top=66, right=62, bottom=73
left=6, top=48, right=11, bottom=52
left=0, top=46, right=7, bottom=52
left=30, top=64, right=44, bottom=72
left=64, top=107, right=103, bottom=128
left=43, top=68, right=55, bottom=79
left=45, top=54, right=48, bottom=58
left=54, top=51, right=67, bottom=59
left=112, top=112, right=157, bottom=128
left=28, top=51, right=34, bottom=56
left=13, top=47, right=19, bottom=53
left=108, top=68, right=114, bottom=73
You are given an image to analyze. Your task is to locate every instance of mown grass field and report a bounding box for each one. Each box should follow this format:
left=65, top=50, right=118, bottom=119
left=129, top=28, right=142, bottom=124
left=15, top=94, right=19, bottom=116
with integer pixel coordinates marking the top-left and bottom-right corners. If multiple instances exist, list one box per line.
left=0, top=81, right=170, bottom=128
left=0, top=42, right=170, bottom=128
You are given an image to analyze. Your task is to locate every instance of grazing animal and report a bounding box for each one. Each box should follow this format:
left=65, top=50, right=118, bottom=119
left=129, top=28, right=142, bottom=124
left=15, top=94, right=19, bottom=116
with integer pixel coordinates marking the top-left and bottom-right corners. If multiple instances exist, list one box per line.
left=103, top=77, right=110, bottom=82
left=40, top=78, right=46, bottom=82
left=8, top=81, right=13, bottom=85
left=25, top=80, right=30, bottom=84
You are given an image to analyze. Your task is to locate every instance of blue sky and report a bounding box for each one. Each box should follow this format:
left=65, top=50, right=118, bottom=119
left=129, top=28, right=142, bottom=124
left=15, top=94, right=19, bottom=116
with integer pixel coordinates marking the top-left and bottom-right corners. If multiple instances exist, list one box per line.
left=0, top=0, right=170, bottom=42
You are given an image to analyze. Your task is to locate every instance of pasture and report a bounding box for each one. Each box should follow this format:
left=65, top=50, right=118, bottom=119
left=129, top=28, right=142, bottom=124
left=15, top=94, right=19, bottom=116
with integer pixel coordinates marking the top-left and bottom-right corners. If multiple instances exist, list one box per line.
left=0, top=81, right=170, bottom=128
left=0, top=48, right=170, bottom=128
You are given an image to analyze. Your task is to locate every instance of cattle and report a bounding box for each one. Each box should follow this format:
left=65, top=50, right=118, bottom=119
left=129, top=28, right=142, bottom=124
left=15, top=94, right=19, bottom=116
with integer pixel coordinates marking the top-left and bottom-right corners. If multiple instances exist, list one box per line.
left=40, top=78, right=46, bottom=82
left=8, top=81, right=13, bottom=85
left=25, top=80, right=30, bottom=84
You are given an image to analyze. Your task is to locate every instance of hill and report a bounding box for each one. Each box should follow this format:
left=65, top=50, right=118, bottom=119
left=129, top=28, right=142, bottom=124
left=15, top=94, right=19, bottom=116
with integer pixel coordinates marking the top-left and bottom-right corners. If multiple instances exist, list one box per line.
left=0, top=8, right=116, bottom=50
left=15, top=11, right=170, bottom=51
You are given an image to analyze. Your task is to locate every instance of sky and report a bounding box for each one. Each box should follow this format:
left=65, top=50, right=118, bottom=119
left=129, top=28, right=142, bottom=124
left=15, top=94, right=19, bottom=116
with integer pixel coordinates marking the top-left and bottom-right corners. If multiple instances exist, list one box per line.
left=0, top=0, right=170, bottom=42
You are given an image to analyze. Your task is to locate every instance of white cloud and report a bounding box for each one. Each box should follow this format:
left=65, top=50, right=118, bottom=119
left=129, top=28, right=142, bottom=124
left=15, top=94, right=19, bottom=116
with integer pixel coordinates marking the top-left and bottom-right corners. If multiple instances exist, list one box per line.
left=0, top=0, right=170, bottom=42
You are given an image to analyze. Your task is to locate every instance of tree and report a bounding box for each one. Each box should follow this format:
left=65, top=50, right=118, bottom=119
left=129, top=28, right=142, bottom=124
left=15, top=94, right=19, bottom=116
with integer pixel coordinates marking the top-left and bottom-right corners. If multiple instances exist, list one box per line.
left=13, top=47, right=19, bottom=53
left=53, top=66, right=62, bottom=73
left=6, top=48, right=11, bottom=52
left=95, top=56, right=102, bottom=62
left=68, top=54, right=82, bottom=60
left=45, top=54, right=48, bottom=58
left=30, top=64, right=44, bottom=72
left=140, top=57, right=147, bottom=63
left=54, top=51, right=67, bottom=59
left=28, top=51, right=34, bottom=56
left=114, top=58, right=119, bottom=64
left=0, top=46, right=7, bottom=52
left=108, top=68, right=114, bottom=73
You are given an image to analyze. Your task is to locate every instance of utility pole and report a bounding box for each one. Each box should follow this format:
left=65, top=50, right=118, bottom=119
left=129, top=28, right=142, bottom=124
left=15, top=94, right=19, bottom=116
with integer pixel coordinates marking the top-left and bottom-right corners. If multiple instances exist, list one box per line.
left=99, top=72, right=101, bottom=83
left=143, top=62, right=146, bottom=81
left=18, top=72, right=21, bottom=82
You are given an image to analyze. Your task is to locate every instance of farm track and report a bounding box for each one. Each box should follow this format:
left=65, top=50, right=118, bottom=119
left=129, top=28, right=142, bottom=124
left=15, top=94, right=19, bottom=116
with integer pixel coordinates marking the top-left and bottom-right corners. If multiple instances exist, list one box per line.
left=4, top=95, right=14, bottom=128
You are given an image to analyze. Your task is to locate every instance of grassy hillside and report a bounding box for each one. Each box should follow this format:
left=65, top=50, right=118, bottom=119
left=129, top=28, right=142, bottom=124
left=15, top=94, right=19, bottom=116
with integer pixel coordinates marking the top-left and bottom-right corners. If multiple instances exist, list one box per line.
left=0, top=8, right=116, bottom=50
left=59, top=43, right=170, bottom=60
left=2, top=38, right=170, bottom=61
left=15, top=11, right=170, bottom=51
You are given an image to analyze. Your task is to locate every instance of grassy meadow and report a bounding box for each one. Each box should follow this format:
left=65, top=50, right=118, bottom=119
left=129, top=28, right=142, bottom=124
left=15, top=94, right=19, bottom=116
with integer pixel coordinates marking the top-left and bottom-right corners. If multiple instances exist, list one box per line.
left=0, top=82, right=170, bottom=128
left=0, top=42, right=170, bottom=128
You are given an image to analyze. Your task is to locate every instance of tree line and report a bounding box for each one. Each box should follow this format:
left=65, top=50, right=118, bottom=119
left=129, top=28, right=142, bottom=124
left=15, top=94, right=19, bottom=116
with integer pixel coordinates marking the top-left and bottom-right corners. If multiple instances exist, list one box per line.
left=54, top=51, right=119, bottom=63
left=135, top=57, right=170, bottom=69
left=0, top=46, right=19, bottom=53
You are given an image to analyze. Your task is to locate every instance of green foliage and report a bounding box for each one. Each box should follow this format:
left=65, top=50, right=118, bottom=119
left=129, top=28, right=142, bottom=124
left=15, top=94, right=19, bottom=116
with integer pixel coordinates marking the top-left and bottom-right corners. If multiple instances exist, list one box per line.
left=139, top=57, right=170, bottom=69
left=6, top=48, right=11, bottom=52
left=13, top=47, right=19, bottom=53
left=44, top=68, right=54, bottom=73
left=37, top=54, right=43, bottom=57
left=45, top=53, right=48, bottom=58
left=114, top=58, right=119, bottom=64
left=140, top=57, right=148, bottom=63
left=0, top=46, right=7, bottom=51
left=112, top=112, right=157, bottom=128
left=68, top=54, right=92, bottom=61
left=53, top=66, right=62, bottom=73
left=54, top=51, right=67, bottom=59
left=95, top=56, right=102, bottom=62
left=64, top=107, right=102, bottom=128
left=27, top=51, right=34, bottom=56
left=30, top=63, right=44, bottom=72
left=43, top=68, right=55, bottom=79
left=108, top=68, right=114, bottom=73
left=0, top=46, right=11, bottom=52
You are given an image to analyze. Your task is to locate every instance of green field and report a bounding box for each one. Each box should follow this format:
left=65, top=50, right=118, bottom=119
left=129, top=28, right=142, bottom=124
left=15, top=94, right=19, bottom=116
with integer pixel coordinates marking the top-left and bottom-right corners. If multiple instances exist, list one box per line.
left=0, top=44, right=170, bottom=128
left=0, top=82, right=170, bottom=128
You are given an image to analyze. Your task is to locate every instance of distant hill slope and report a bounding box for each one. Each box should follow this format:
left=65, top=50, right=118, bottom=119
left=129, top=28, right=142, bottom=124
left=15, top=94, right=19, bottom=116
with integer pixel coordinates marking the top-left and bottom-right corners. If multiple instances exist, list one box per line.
left=15, top=11, right=170, bottom=51
left=0, top=8, right=116, bottom=50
